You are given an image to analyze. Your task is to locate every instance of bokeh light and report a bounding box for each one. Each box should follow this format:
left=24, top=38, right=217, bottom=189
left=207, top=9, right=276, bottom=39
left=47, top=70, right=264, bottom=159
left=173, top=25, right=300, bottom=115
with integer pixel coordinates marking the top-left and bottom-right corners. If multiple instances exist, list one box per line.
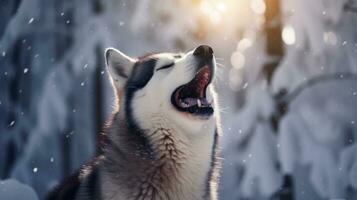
left=238, top=38, right=254, bottom=51
left=282, top=25, right=296, bottom=45
left=231, top=51, right=246, bottom=69
left=324, top=31, right=338, bottom=46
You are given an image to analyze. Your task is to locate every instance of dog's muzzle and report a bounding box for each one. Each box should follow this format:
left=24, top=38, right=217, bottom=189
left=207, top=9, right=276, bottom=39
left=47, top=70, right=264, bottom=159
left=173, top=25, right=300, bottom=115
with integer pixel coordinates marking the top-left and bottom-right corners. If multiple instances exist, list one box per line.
left=171, top=45, right=215, bottom=117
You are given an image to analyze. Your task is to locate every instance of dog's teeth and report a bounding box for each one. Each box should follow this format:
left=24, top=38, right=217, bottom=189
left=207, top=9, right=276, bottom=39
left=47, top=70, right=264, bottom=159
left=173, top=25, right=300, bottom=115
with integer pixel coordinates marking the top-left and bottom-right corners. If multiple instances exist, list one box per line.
left=180, top=100, right=189, bottom=108
left=197, top=99, right=202, bottom=107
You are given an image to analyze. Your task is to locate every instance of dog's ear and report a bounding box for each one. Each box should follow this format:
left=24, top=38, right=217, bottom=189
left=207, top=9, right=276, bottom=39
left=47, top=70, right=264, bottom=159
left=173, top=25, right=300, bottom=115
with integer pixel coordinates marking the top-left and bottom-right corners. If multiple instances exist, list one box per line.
left=105, top=48, right=135, bottom=91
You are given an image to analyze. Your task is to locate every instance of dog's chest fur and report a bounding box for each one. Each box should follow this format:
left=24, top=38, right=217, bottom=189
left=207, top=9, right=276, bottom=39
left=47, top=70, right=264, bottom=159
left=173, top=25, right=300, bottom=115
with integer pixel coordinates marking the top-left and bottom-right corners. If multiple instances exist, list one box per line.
left=100, top=114, right=217, bottom=200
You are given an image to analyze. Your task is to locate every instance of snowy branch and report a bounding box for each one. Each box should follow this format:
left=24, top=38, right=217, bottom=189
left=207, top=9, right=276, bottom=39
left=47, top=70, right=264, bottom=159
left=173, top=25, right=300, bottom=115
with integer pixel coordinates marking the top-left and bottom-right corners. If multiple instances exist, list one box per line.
left=282, top=73, right=357, bottom=104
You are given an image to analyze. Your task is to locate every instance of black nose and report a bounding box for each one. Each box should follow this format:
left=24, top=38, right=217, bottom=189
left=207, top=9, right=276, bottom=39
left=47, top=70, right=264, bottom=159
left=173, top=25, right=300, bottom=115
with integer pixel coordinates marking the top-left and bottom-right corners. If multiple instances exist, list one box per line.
left=193, top=45, right=213, bottom=59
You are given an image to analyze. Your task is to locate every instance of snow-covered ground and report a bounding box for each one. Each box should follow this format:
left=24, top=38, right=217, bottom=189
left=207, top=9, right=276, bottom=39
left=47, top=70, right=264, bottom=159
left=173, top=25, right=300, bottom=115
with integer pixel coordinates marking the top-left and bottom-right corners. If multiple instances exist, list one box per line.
left=0, top=179, right=39, bottom=200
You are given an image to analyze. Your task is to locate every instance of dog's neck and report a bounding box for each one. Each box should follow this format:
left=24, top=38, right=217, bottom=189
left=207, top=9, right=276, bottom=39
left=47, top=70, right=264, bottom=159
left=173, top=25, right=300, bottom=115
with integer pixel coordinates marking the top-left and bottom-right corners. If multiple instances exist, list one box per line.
left=100, top=113, right=216, bottom=200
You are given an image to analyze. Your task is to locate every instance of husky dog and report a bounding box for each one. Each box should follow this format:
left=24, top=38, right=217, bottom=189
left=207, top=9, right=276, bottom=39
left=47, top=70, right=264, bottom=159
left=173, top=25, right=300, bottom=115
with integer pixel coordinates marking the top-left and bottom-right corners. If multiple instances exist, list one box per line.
left=48, top=45, right=221, bottom=200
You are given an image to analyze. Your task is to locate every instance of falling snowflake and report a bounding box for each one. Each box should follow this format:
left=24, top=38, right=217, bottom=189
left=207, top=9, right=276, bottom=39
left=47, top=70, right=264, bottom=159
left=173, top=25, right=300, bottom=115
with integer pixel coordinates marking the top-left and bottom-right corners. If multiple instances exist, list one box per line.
left=33, top=167, right=38, bottom=173
left=24, top=68, right=29, bottom=74
left=242, top=82, right=248, bottom=89
left=28, top=18, right=34, bottom=24
left=9, top=121, right=15, bottom=127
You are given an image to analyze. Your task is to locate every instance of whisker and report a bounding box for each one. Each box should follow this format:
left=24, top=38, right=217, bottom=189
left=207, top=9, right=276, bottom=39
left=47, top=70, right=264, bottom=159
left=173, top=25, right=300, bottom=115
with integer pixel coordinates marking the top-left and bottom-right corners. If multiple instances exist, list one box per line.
left=214, top=67, right=225, bottom=82
left=215, top=106, right=230, bottom=114
left=216, top=63, right=226, bottom=68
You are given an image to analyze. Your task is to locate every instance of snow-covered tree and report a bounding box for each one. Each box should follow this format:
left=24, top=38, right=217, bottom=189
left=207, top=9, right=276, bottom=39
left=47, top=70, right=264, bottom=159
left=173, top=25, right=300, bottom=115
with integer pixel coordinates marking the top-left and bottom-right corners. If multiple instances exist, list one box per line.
left=222, top=0, right=357, bottom=199
left=0, top=0, right=150, bottom=198
left=2, top=0, right=357, bottom=199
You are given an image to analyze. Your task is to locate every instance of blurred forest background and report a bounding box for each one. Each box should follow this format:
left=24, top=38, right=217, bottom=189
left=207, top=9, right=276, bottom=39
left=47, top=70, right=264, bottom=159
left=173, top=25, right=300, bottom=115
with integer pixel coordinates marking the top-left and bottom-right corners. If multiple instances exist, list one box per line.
left=1, top=0, right=357, bottom=199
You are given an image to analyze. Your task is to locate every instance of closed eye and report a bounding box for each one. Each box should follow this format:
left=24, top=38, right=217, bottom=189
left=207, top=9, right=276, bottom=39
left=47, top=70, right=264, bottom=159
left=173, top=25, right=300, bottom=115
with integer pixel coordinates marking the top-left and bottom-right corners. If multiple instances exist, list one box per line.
left=156, top=63, right=174, bottom=71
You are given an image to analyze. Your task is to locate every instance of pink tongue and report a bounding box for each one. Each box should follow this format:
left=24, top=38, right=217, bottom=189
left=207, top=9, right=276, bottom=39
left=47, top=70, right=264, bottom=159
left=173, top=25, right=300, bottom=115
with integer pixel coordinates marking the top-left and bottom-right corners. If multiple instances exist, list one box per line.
left=193, top=67, right=210, bottom=95
left=182, top=66, right=211, bottom=97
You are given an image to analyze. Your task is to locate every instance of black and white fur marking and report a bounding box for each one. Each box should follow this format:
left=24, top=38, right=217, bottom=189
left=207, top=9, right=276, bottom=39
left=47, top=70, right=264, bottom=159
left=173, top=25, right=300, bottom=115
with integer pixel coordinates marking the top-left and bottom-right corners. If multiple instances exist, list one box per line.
left=47, top=45, right=221, bottom=200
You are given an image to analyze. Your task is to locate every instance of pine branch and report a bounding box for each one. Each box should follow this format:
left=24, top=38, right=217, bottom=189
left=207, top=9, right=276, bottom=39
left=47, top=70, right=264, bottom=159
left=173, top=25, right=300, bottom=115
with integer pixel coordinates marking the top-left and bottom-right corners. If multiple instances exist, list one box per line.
left=283, top=73, right=357, bottom=104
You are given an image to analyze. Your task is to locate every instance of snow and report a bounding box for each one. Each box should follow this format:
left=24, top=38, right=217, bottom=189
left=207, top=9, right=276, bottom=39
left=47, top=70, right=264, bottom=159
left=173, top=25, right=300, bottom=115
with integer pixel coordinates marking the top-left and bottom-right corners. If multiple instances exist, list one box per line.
left=340, top=143, right=357, bottom=189
left=1, top=1, right=240, bottom=198
left=222, top=0, right=357, bottom=199
left=240, top=123, right=282, bottom=197
left=1, top=0, right=357, bottom=199
left=8, top=121, right=15, bottom=127
left=0, top=179, right=39, bottom=200
left=274, top=3, right=357, bottom=197
left=28, top=18, right=34, bottom=24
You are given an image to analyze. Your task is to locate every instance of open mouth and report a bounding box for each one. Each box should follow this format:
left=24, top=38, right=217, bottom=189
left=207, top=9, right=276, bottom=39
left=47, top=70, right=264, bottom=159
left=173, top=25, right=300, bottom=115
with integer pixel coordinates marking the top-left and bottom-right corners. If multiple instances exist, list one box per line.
left=171, top=66, right=214, bottom=117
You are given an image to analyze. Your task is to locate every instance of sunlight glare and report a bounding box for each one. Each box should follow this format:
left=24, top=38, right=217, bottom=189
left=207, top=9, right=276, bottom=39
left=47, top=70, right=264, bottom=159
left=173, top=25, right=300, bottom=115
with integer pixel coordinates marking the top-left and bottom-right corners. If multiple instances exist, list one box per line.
left=210, top=10, right=222, bottom=24
left=200, top=1, right=212, bottom=14
left=251, top=0, right=266, bottom=15
left=217, top=2, right=227, bottom=12
left=199, top=0, right=229, bottom=25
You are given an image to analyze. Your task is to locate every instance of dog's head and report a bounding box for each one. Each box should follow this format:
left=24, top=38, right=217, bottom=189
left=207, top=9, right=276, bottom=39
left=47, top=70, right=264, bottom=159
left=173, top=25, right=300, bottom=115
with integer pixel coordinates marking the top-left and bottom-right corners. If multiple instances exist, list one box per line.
left=105, top=45, right=218, bottom=135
